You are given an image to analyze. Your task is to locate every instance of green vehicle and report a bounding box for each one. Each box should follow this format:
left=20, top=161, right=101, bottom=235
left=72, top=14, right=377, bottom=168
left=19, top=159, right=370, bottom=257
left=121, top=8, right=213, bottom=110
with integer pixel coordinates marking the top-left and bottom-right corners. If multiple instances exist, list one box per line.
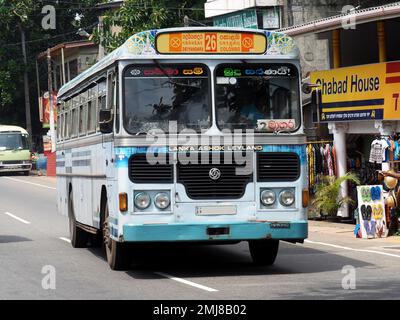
left=0, top=125, right=32, bottom=175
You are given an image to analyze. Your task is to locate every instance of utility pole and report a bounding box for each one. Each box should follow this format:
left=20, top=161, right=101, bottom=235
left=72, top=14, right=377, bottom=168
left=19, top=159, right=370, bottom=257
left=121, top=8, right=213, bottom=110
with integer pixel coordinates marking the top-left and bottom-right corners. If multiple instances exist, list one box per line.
left=47, top=48, right=56, bottom=153
left=98, top=16, right=105, bottom=60
left=19, top=24, right=32, bottom=139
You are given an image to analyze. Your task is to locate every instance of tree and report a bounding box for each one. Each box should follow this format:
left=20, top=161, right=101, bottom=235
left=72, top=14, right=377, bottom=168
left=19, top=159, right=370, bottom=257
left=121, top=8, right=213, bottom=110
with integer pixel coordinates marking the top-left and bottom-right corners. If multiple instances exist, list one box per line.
left=93, top=0, right=207, bottom=51
left=0, top=0, right=101, bottom=135
left=0, top=0, right=41, bottom=136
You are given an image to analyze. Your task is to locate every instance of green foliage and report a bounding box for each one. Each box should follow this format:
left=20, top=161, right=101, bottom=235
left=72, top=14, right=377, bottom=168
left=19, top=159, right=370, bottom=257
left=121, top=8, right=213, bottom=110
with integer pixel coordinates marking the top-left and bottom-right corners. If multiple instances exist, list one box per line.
left=0, top=60, right=21, bottom=106
left=93, top=0, right=206, bottom=51
left=312, top=172, right=360, bottom=216
left=0, top=0, right=100, bottom=128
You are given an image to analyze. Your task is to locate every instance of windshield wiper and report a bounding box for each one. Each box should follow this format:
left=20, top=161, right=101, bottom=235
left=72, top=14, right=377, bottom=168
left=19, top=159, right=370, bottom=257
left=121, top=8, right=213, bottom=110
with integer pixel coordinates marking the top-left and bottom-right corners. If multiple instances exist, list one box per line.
left=135, top=131, right=147, bottom=136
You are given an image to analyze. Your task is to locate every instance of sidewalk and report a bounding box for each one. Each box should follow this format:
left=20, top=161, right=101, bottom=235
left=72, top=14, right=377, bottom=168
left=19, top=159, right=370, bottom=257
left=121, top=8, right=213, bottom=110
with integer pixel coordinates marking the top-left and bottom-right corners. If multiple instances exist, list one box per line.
left=308, top=220, right=400, bottom=250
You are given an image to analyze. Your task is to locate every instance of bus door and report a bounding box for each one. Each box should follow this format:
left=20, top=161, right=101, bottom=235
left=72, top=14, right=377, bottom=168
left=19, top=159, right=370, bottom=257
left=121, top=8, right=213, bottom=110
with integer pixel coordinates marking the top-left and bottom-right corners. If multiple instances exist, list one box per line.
left=104, top=69, right=117, bottom=180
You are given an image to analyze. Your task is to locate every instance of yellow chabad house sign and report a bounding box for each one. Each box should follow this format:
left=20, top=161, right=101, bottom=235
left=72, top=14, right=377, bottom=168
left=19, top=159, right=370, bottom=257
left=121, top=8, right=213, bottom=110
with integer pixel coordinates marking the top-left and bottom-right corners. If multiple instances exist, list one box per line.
left=310, top=61, right=400, bottom=122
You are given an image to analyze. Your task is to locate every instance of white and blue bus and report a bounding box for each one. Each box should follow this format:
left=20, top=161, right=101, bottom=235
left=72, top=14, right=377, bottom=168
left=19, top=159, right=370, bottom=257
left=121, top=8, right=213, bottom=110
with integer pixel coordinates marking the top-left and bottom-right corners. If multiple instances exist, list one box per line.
left=56, top=28, right=309, bottom=270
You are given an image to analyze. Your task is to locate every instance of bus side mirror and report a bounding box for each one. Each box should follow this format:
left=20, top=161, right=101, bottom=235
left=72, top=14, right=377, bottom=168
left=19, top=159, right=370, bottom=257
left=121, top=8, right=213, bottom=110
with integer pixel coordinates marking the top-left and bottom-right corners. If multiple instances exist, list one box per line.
left=301, top=82, right=312, bottom=95
left=99, top=109, right=113, bottom=134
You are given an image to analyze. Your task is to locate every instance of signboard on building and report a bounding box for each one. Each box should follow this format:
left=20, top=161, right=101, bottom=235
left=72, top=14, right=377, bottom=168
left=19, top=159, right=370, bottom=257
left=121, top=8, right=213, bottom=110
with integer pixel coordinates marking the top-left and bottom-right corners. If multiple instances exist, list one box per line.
left=41, top=91, right=57, bottom=129
left=156, top=31, right=267, bottom=54
left=213, top=9, right=258, bottom=29
left=262, top=7, right=280, bottom=29
left=310, top=61, right=400, bottom=122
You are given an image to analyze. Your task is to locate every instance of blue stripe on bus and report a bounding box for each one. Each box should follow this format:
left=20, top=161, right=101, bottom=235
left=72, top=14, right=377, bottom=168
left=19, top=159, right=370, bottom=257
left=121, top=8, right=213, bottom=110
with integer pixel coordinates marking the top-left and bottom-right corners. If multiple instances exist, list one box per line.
left=122, top=221, right=308, bottom=242
left=115, top=144, right=307, bottom=167
left=115, top=147, right=168, bottom=168
left=261, top=144, right=307, bottom=165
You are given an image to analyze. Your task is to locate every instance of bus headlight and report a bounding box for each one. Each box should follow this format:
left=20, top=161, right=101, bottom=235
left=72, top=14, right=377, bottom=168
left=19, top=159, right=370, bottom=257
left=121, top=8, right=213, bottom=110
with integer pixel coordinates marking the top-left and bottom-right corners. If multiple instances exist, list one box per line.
left=279, top=189, right=295, bottom=206
left=261, top=189, right=276, bottom=206
left=134, top=192, right=151, bottom=209
left=154, top=193, right=170, bottom=210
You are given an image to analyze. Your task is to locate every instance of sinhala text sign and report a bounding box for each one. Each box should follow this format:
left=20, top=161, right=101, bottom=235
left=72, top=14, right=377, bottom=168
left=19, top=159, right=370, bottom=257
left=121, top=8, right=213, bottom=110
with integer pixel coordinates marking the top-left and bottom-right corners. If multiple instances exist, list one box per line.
left=156, top=31, right=267, bottom=54
left=310, top=61, right=400, bottom=122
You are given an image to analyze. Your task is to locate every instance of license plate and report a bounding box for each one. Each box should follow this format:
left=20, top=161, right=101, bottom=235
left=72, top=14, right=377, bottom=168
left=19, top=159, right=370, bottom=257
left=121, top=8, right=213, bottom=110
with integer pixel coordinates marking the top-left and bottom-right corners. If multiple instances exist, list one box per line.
left=270, top=222, right=291, bottom=229
left=196, top=205, right=237, bottom=215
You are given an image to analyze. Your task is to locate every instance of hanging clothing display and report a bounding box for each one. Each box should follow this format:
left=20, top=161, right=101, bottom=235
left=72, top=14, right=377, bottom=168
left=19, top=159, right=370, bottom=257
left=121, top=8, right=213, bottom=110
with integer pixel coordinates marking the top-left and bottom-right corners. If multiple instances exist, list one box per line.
left=369, top=137, right=391, bottom=164
left=306, top=141, right=335, bottom=194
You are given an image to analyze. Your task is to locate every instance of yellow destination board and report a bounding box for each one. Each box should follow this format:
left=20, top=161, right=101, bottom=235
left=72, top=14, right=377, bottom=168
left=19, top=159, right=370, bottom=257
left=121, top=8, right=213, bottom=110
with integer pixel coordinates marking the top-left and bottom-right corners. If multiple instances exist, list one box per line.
left=156, top=31, right=267, bottom=54
left=310, top=61, right=400, bottom=122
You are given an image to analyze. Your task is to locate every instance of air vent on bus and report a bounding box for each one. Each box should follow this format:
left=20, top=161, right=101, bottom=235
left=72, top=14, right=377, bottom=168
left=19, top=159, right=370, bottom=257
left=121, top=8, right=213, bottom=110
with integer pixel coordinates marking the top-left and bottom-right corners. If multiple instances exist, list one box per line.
left=257, top=152, right=300, bottom=182
left=128, top=154, right=173, bottom=183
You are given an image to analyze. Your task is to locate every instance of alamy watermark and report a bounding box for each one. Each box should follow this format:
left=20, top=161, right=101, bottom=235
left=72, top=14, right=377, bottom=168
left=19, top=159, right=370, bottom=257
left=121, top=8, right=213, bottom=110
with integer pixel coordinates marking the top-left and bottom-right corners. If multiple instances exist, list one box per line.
left=143, top=122, right=258, bottom=176
left=341, top=5, right=357, bottom=30
left=41, top=265, right=56, bottom=290
left=341, top=265, right=356, bottom=290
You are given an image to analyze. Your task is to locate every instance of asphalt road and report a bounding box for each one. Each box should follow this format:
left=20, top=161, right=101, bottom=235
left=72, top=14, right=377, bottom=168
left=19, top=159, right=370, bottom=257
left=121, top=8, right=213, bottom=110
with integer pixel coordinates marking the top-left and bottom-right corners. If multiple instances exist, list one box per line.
left=1, top=174, right=400, bottom=300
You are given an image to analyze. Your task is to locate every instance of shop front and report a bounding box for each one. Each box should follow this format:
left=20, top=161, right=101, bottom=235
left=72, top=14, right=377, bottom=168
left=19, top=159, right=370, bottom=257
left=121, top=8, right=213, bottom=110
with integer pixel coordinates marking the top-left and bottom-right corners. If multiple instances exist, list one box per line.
left=309, top=60, right=400, bottom=238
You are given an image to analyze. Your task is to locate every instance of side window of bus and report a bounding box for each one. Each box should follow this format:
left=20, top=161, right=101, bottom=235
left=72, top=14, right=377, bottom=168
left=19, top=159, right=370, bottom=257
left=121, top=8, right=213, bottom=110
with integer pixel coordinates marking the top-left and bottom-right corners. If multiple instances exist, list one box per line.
left=97, top=94, right=106, bottom=131
left=67, top=111, right=71, bottom=139
left=97, top=79, right=107, bottom=131
left=107, top=73, right=114, bottom=110
left=57, top=114, right=61, bottom=142
left=79, top=104, right=86, bottom=136
left=61, top=112, right=66, bottom=140
left=87, top=99, right=95, bottom=133
left=71, top=108, right=78, bottom=138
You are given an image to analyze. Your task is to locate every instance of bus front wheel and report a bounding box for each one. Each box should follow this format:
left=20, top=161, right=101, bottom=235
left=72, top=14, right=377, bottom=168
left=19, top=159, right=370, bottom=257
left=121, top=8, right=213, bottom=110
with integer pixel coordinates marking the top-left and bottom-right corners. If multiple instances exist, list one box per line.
left=248, top=239, right=279, bottom=266
left=103, top=201, right=130, bottom=270
left=68, top=189, right=89, bottom=248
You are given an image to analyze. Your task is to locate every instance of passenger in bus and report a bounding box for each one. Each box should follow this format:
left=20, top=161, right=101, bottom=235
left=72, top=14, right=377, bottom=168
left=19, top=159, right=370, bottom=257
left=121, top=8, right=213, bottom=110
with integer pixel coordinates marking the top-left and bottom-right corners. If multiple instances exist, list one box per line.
left=241, top=90, right=269, bottom=123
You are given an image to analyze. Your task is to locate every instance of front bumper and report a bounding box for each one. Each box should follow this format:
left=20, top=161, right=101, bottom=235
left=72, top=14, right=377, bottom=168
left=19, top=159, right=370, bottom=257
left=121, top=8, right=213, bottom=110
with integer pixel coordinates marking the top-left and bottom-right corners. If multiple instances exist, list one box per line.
left=122, top=221, right=308, bottom=242
left=0, top=164, right=31, bottom=172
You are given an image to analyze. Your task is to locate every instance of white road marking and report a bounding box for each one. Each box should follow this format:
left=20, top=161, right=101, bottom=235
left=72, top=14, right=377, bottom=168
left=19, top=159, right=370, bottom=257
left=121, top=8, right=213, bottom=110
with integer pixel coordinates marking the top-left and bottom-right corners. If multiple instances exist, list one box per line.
left=3, top=211, right=31, bottom=224
left=305, top=239, right=400, bottom=258
left=59, top=237, right=71, bottom=243
left=154, top=271, right=218, bottom=292
left=1, top=177, right=56, bottom=190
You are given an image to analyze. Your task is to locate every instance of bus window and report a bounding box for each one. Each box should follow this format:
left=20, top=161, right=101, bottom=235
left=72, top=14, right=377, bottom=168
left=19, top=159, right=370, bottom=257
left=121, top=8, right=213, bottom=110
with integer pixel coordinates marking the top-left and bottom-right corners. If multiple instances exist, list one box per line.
left=215, top=64, right=300, bottom=132
left=0, top=132, right=29, bottom=150
left=57, top=114, right=61, bottom=141
left=123, top=64, right=210, bottom=134
left=79, top=104, right=87, bottom=136
left=65, top=110, right=72, bottom=139
left=71, top=108, right=78, bottom=138
left=87, top=100, right=96, bottom=133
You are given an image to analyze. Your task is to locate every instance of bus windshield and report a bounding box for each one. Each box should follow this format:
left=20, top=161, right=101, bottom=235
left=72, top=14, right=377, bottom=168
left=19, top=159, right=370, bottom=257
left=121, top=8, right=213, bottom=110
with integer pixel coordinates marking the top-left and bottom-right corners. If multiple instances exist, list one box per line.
left=124, top=64, right=211, bottom=134
left=215, top=64, right=300, bottom=131
left=0, top=133, right=29, bottom=151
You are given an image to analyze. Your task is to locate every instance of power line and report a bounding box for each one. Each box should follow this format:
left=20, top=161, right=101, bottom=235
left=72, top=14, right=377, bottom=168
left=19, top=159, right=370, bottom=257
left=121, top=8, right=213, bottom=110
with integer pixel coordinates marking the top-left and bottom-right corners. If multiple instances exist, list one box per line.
left=1, top=22, right=98, bottom=47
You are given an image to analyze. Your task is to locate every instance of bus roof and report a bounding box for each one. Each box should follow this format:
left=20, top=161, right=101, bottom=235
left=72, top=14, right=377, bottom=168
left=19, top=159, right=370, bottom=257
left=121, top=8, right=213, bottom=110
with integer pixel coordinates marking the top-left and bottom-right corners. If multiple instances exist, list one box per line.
left=0, top=125, right=29, bottom=134
left=58, top=27, right=299, bottom=99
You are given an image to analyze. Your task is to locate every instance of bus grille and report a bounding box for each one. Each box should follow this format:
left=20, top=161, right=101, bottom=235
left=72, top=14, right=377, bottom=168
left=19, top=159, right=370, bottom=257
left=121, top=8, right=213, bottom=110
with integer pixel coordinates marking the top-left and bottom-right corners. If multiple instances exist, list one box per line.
left=129, top=154, right=173, bottom=183
left=177, top=153, right=253, bottom=200
left=257, top=152, right=300, bottom=182
left=1, top=160, right=23, bottom=164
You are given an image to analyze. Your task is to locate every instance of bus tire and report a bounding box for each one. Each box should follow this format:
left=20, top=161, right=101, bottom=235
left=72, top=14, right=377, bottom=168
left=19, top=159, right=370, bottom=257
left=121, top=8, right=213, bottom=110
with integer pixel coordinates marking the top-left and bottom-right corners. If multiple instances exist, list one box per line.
left=248, top=239, right=279, bottom=266
left=103, top=201, right=130, bottom=270
left=68, top=189, right=89, bottom=248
